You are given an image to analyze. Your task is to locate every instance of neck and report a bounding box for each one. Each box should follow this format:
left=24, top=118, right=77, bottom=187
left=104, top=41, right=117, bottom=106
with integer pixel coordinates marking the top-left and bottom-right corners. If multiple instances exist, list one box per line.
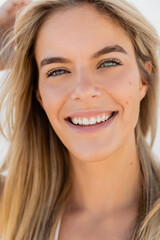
left=68, top=133, right=141, bottom=217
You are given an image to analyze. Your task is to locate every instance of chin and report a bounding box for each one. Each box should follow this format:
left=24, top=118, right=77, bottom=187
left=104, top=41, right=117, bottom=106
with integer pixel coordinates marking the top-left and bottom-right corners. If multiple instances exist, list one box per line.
left=69, top=149, right=113, bottom=164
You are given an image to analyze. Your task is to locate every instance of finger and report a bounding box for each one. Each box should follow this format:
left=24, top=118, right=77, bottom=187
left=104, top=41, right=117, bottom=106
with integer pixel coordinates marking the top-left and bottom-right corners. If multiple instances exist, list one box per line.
left=12, top=0, right=32, bottom=6
left=13, top=0, right=32, bottom=4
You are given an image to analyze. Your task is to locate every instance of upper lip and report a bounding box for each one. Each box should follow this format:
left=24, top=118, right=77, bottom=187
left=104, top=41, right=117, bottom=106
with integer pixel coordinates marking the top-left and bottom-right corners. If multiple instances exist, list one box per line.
left=65, top=110, right=118, bottom=120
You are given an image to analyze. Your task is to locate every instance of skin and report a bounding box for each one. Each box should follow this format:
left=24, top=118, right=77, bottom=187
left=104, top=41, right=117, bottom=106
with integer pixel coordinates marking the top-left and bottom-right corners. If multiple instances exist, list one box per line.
left=35, top=5, right=151, bottom=240
left=0, top=0, right=31, bottom=25
left=0, top=0, right=32, bottom=70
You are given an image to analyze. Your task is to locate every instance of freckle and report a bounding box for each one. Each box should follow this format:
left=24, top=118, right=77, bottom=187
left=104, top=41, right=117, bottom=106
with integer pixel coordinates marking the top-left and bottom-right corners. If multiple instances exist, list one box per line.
left=125, top=101, right=128, bottom=105
left=130, top=162, right=133, bottom=165
left=129, top=81, right=132, bottom=85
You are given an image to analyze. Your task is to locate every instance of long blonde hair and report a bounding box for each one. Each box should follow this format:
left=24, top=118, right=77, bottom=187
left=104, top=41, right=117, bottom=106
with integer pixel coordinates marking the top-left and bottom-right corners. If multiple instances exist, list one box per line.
left=0, top=0, right=160, bottom=239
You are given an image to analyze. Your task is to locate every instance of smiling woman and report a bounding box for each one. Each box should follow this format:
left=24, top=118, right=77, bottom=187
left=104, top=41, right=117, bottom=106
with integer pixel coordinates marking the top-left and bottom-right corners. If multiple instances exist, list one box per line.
left=0, top=0, right=160, bottom=240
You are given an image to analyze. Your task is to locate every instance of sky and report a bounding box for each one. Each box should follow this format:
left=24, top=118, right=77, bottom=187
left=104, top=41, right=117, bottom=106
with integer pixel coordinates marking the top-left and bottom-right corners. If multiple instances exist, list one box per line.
left=0, top=0, right=160, bottom=162
left=127, top=0, right=160, bottom=34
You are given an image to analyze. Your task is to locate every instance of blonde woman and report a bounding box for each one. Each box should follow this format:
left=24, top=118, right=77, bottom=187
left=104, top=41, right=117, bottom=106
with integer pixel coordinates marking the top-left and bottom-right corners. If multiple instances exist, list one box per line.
left=0, top=0, right=160, bottom=239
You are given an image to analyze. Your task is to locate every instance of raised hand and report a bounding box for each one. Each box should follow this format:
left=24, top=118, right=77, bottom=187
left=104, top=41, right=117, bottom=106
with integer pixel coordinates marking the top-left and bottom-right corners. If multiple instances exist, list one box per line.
left=0, top=0, right=32, bottom=30
left=0, top=0, right=32, bottom=70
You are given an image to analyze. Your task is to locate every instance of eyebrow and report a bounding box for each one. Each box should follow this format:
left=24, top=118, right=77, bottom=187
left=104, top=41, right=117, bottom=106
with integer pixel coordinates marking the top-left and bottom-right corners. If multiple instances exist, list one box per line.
left=40, top=44, right=127, bottom=68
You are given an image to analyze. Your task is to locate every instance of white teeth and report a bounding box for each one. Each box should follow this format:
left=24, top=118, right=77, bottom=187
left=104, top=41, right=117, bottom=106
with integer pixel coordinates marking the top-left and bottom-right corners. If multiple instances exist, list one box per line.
left=78, top=118, right=83, bottom=125
left=101, top=114, right=106, bottom=121
left=89, top=117, right=97, bottom=125
left=96, top=116, right=101, bottom=123
left=82, top=118, right=89, bottom=125
left=70, top=112, right=114, bottom=126
left=105, top=114, right=111, bottom=121
left=72, top=118, right=78, bottom=125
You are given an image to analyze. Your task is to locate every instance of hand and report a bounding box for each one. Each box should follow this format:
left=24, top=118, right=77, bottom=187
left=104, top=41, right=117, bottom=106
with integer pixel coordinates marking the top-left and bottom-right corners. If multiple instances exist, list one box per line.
left=0, top=0, right=32, bottom=70
left=0, top=0, right=32, bottom=30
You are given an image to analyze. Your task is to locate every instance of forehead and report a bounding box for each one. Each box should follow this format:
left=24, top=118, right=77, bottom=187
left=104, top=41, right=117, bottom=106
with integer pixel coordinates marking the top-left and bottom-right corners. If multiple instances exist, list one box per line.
left=35, top=4, right=135, bottom=64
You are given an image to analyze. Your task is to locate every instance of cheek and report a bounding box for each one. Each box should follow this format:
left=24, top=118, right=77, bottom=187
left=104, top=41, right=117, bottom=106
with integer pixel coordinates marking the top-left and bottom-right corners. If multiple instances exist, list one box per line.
left=39, top=82, right=68, bottom=120
left=102, top=68, right=139, bottom=92
left=102, top=69, right=141, bottom=122
left=102, top=68, right=140, bottom=100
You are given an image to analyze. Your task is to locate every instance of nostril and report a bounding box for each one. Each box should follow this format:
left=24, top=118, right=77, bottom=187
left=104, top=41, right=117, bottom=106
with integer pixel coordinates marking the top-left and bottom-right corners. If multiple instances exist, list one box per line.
left=70, top=84, right=102, bottom=102
left=72, top=94, right=100, bottom=102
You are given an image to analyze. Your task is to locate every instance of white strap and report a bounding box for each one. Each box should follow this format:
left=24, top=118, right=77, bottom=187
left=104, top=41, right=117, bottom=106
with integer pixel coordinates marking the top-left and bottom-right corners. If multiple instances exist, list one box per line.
left=54, top=217, right=62, bottom=240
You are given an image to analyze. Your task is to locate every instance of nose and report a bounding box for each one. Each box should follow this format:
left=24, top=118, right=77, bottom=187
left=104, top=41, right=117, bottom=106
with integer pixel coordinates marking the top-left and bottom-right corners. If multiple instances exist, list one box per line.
left=70, top=74, right=102, bottom=102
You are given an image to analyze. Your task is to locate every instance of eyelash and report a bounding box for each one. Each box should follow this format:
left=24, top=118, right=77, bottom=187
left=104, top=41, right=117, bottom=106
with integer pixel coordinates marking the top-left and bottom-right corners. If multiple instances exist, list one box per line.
left=46, top=58, right=122, bottom=78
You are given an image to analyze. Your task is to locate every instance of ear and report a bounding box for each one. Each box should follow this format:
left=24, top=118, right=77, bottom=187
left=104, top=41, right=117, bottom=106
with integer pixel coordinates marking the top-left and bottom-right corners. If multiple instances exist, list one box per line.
left=139, top=61, right=152, bottom=101
left=36, top=89, right=43, bottom=108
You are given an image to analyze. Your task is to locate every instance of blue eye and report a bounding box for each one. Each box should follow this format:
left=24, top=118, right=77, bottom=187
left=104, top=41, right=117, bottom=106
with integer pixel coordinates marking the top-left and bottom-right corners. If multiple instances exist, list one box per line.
left=46, top=68, right=70, bottom=78
left=98, top=59, right=122, bottom=69
left=46, top=58, right=122, bottom=78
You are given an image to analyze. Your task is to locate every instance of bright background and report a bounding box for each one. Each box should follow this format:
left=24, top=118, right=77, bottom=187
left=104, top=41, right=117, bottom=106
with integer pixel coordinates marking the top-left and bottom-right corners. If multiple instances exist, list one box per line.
left=0, top=0, right=160, bottom=165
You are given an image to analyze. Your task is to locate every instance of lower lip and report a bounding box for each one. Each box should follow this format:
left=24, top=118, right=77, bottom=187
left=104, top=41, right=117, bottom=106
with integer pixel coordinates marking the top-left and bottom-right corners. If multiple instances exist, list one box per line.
left=65, top=112, right=118, bottom=134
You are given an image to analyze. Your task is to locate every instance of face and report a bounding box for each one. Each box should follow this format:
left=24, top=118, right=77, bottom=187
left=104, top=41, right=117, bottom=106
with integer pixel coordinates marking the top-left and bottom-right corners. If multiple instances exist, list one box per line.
left=35, top=5, right=148, bottom=163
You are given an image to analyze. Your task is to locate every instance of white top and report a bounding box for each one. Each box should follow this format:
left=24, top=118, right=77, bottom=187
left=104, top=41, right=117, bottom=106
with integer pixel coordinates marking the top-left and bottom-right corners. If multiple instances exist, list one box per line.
left=54, top=217, right=62, bottom=240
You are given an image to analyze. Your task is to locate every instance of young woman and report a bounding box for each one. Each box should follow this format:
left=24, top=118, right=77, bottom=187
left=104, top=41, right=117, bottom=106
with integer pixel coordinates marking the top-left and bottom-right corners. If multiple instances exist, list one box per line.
left=0, top=0, right=160, bottom=239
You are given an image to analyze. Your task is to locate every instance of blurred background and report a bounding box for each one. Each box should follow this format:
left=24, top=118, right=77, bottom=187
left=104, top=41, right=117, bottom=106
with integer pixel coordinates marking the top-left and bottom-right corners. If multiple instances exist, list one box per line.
left=0, top=0, right=160, bottom=166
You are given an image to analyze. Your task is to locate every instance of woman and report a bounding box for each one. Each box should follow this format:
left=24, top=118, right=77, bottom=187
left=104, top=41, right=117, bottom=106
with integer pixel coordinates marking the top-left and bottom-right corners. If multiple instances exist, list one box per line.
left=0, top=0, right=160, bottom=239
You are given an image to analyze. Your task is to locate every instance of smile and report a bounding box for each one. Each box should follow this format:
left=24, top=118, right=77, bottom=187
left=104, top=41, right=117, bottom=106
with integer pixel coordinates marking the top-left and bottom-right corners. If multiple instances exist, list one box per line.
left=65, top=111, right=118, bottom=133
left=69, top=112, right=115, bottom=126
